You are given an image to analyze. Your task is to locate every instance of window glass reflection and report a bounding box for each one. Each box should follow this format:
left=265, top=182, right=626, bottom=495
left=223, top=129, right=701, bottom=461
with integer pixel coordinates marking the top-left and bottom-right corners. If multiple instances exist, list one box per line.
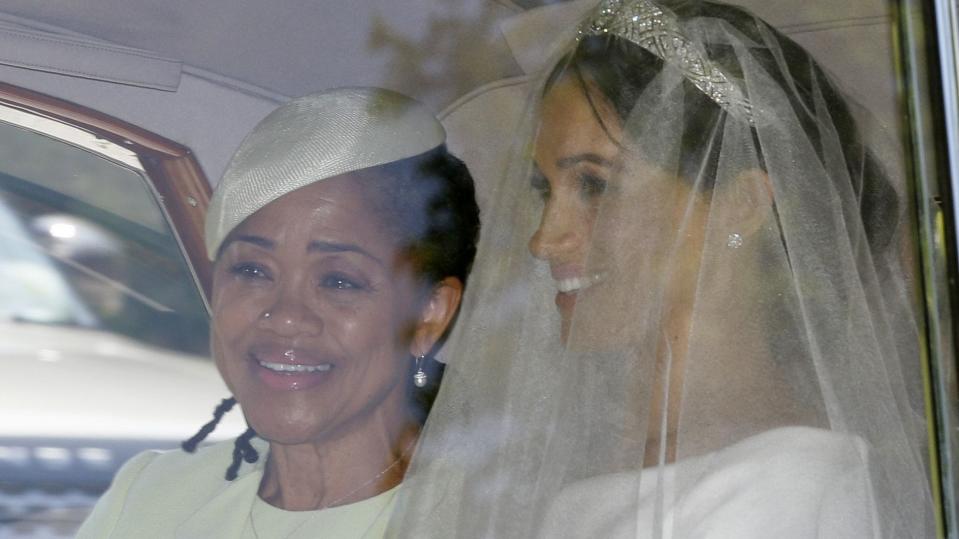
left=0, top=121, right=209, bottom=354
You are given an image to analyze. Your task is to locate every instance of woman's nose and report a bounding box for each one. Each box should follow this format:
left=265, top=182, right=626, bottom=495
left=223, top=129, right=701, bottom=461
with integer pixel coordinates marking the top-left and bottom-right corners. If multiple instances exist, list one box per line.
left=258, top=282, right=322, bottom=337
left=528, top=197, right=583, bottom=262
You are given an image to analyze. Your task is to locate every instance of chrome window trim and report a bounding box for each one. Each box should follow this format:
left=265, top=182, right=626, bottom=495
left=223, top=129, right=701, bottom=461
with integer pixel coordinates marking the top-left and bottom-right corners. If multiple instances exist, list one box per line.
left=898, top=0, right=959, bottom=536
left=936, top=0, right=959, bottom=245
left=934, top=0, right=959, bottom=536
left=0, top=102, right=143, bottom=171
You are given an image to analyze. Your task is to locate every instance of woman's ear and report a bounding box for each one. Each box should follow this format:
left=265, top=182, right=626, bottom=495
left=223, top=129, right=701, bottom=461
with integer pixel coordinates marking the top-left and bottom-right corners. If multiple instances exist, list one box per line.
left=410, top=277, right=464, bottom=358
left=722, top=168, right=774, bottom=240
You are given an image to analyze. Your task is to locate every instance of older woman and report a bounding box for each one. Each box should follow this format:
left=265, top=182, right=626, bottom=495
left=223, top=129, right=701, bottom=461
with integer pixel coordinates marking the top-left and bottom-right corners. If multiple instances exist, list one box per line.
left=77, top=87, right=479, bottom=538
left=391, top=1, right=933, bottom=537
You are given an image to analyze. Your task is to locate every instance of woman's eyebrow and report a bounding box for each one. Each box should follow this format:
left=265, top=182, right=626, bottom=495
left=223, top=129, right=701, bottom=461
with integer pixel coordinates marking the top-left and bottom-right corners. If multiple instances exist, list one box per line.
left=226, top=234, right=274, bottom=250
left=556, top=153, right=614, bottom=169
left=308, top=240, right=384, bottom=266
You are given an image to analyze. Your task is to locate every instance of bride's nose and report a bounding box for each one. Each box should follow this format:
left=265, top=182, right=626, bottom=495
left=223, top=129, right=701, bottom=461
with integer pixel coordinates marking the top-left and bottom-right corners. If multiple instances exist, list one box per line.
left=528, top=196, right=585, bottom=262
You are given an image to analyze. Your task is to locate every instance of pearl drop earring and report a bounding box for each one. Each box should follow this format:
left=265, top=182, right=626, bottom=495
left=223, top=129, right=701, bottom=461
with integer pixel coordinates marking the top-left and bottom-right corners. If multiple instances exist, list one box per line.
left=413, top=355, right=428, bottom=388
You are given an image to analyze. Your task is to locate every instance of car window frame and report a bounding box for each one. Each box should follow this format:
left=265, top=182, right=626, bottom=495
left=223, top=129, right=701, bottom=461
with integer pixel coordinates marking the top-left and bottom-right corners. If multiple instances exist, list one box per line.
left=897, top=0, right=959, bottom=536
left=0, top=81, right=213, bottom=303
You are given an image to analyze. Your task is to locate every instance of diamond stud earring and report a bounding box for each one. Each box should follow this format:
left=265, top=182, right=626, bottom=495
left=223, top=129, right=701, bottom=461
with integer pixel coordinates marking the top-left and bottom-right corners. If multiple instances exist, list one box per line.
left=726, top=232, right=743, bottom=249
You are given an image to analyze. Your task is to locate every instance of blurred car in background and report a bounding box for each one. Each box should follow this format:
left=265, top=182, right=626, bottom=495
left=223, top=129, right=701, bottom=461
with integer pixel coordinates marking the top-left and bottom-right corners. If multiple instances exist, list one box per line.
left=0, top=323, right=244, bottom=537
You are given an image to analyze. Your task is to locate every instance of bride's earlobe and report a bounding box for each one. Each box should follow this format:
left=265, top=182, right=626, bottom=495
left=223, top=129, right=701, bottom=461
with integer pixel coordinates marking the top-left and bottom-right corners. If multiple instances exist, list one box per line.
left=721, top=168, right=775, bottom=243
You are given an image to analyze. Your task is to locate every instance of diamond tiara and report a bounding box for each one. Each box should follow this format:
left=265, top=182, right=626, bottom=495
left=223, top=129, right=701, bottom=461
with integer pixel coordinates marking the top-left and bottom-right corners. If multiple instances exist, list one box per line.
left=578, top=0, right=754, bottom=124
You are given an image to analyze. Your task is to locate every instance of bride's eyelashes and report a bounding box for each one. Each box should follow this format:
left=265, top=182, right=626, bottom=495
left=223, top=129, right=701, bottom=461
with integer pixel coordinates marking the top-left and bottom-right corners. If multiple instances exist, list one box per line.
left=529, top=169, right=609, bottom=203
left=530, top=169, right=552, bottom=202
left=576, top=172, right=608, bottom=200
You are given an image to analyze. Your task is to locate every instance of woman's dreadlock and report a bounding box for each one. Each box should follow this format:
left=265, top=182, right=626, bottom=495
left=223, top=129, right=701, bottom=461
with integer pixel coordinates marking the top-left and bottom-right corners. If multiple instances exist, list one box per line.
left=225, top=427, right=260, bottom=481
left=180, top=396, right=260, bottom=481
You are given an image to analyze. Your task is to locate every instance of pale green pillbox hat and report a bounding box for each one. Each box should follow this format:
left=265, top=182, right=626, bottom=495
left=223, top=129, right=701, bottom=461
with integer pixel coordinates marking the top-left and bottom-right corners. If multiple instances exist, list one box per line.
left=205, top=87, right=446, bottom=259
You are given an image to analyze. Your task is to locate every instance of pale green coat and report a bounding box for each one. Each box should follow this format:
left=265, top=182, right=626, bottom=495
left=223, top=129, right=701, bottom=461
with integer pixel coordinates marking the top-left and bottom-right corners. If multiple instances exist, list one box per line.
left=76, top=439, right=397, bottom=539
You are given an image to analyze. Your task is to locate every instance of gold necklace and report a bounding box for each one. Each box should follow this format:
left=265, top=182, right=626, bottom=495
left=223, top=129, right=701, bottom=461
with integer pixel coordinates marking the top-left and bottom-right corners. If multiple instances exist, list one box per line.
left=249, top=438, right=415, bottom=539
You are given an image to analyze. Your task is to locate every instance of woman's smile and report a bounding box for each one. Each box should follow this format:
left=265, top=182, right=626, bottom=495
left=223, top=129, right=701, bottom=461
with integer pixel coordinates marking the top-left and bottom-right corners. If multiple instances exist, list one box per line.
left=248, top=343, right=336, bottom=391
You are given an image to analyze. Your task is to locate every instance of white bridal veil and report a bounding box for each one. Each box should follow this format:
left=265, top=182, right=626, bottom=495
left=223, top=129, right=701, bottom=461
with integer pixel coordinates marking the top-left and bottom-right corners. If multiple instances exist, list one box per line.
left=389, top=0, right=935, bottom=537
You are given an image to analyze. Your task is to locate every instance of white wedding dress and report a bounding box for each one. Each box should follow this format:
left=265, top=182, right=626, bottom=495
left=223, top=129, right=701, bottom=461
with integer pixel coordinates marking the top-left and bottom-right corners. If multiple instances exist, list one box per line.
left=539, top=427, right=877, bottom=538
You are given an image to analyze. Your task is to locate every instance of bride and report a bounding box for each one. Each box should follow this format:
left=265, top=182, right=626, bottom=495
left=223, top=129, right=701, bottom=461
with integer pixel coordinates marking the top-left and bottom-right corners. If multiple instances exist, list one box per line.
left=389, top=0, right=935, bottom=537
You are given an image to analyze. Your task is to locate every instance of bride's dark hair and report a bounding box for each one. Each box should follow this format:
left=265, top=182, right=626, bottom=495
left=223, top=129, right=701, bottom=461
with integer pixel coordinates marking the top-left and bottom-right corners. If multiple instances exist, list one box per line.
left=544, top=2, right=899, bottom=253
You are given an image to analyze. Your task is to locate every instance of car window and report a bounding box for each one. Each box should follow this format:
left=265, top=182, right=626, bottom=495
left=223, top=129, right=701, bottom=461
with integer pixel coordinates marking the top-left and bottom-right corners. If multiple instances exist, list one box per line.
left=0, top=101, right=243, bottom=538
left=0, top=116, right=210, bottom=354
